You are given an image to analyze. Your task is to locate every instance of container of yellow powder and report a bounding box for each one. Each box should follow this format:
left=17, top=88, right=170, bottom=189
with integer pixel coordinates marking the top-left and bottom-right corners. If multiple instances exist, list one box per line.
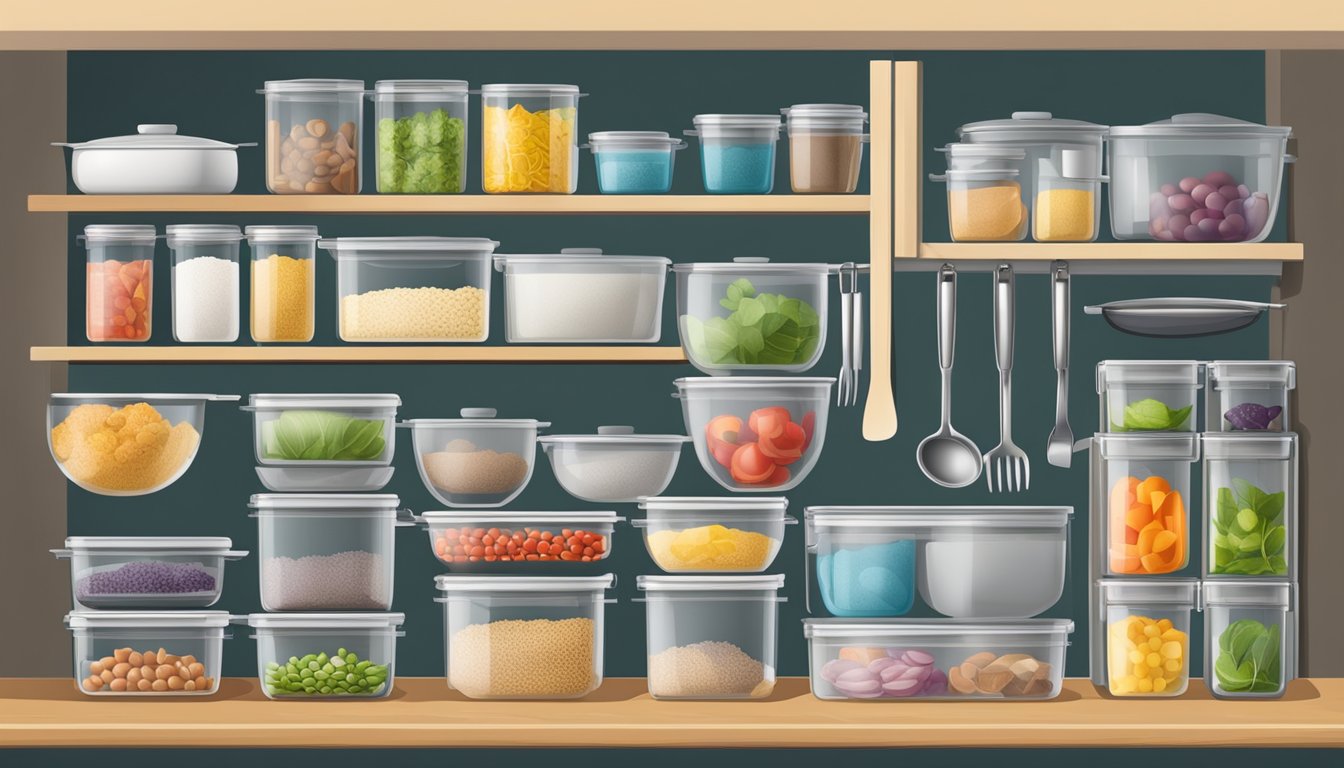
left=933, top=169, right=1029, bottom=242
left=481, top=84, right=582, bottom=194
left=1034, top=172, right=1103, bottom=242
left=635, top=496, right=793, bottom=573
left=246, top=225, right=318, bottom=342
left=1096, top=578, right=1197, bottom=697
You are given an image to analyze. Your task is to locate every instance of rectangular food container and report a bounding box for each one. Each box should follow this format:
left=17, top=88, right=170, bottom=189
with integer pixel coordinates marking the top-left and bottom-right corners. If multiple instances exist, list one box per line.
left=64, top=611, right=229, bottom=696
left=955, top=111, right=1108, bottom=208
left=167, top=224, right=242, bottom=343
left=783, top=104, right=867, bottom=194
left=1033, top=170, right=1104, bottom=242
left=494, top=249, right=670, bottom=342
left=1207, top=360, right=1295, bottom=432
left=319, top=236, right=498, bottom=342
left=587, top=131, right=685, bottom=194
left=246, top=225, right=318, bottom=343
left=372, top=79, right=468, bottom=194
left=247, top=613, right=403, bottom=700
left=420, top=510, right=621, bottom=570
left=804, top=618, right=1073, bottom=701
left=261, top=79, right=364, bottom=194
left=54, top=537, right=247, bottom=610
left=1097, top=360, right=1202, bottom=433
left=436, top=574, right=614, bottom=699
left=1095, top=433, right=1199, bottom=576
left=687, top=114, right=782, bottom=194
left=244, top=393, right=400, bottom=466
left=481, top=84, right=581, bottom=194
left=637, top=575, right=785, bottom=700
left=930, top=169, right=1028, bottom=241
left=81, top=224, right=155, bottom=342
left=805, top=506, right=1070, bottom=619
left=1203, top=433, right=1297, bottom=579
left=1203, top=580, right=1295, bottom=699
left=1094, top=578, right=1198, bottom=697
left=635, top=497, right=792, bottom=573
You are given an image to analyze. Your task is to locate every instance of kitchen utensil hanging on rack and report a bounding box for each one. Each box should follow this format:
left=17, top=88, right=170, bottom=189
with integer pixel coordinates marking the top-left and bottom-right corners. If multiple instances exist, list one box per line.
left=837, top=262, right=863, bottom=406
left=916, top=264, right=982, bottom=487
left=1084, top=297, right=1285, bottom=337
left=984, top=264, right=1029, bottom=492
left=1046, top=261, right=1073, bottom=468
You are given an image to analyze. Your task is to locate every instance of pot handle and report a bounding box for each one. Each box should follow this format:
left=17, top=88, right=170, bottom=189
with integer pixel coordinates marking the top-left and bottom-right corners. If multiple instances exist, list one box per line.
left=394, top=508, right=419, bottom=528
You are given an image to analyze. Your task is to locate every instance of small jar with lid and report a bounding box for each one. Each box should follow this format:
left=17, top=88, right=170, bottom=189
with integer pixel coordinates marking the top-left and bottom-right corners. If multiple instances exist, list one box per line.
left=782, top=104, right=868, bottom=194
left=1096, top=578, right=1198, bottom=697
left=167, top=224, right=242, bottom=343
left=372, top=79, right=469, bottom=194
left=260, top=79, right=365, bottom=194
left=246, top=225, right=318, bottom=343
left=1097, top=360, right=1202, bottom=433
left=481, top=84, right=583, bottom=194
left=1207, top=360, right=1296, bottom=432
left=1203, top=432, right=1297, bottom=579
left=1095, top=433, right=1200, bottom=576
left=1204, top=580, right=1295, bottom=699
left=586, top=132, right=686, bottom=194
left=930, top=169, right=1029, bottom=242
left=81, top=224, right=156, bottom=342
left=686, top=115, right=783, bottom=194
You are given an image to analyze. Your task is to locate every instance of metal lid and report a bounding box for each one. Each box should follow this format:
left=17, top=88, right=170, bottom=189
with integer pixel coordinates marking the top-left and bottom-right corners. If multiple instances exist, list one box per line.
left=481, top=83, right=580, bottom=96
left=637, top=574, right=785, bottom=592
left=494, top=248, right=671, bottom=270
left=245, top=225, right=320, bottom=242
left=79, top=224, right=158, bottom=244
left=692, top=114, right=782, bottom=128
left=435, top=574, right=614, bottom=593
left=958, top=111, right=1107, bottom=136
left=539, top=426, right=688, bottom=448
left=55, top=124, right=248, bottom=151
left=419, top=510, right=622, bottom=525
left=670, top=257, right=831, bottom=275
left=247, top=393, right=401, bottom=409
left=1094, top=432, right=1201, bottom=461
left=246, top=612, right=405, bottom=629
left=400, top=408, right=549, bottom=429
left=260, top=79, right=365, bottom=94
left=1208, top=360, right=1297, bottom=390
left=587, top=131, right=685, bottom=150
left=804, top=506, right=1071, bottom=529
left=1097, top=360, right=1203, bottom=389
left=1202, top=580, right=1292, bottom=607
left=1202, top=432, right=1296, bottom=460
left=373, top=79, right=469, bottom=95
left=318, top=237, right=499, bottom=258
left=1108, top=113, right=1292, bottom=139
left=65, top=611, right=232, bottom=629
left=166, top=224, right=243, bottom=244
left=803, top=618, right=1075, bottom=638
left=60, top=536, right=234, bottom=551
left=1097, top=577, right=1199, bottom=605
left=248, top=493, right=400, bottom=511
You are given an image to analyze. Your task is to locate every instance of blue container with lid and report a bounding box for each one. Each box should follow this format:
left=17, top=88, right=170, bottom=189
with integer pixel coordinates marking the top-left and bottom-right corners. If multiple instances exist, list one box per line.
left=687, top=114, right=782, bottom=194
left=587, top=131, right=685, bottom=194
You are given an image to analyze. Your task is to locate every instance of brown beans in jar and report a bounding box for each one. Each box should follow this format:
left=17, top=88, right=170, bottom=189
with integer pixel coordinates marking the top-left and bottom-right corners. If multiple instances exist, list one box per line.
left=81, top=646, right=215, bottom=694
left=267, top=118, right=358, bottom=194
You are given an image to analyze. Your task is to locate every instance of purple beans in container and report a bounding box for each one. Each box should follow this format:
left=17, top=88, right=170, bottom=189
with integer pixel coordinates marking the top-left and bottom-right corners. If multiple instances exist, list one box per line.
left=77, top=561, right=217, bottom=598
left=819, top=649, right=949, bottom=699
left=1148, top=171, right=1270, bottom=242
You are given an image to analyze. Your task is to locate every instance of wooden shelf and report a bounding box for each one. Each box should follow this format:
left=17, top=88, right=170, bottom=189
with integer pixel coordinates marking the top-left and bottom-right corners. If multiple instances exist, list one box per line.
left=29, top=346, right=689, bottom=364
left=27, top=194, right=870, bottom=215
left=0, top=677, right=1339, bottom=748
left=919, top=242, right=1305, bottom=261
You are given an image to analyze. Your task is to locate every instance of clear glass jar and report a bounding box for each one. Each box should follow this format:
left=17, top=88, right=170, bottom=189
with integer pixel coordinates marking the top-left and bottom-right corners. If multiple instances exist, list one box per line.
left=783, top=104, right=867, bottom=194
left=1096, top=578, right=1198, bottom=697
left=687, top=114, right=782, bottom=194
left=481, top=84, right=581, bottom=194
left=81, top=224, right=156, bottom=342
left=1204, top=580, right=1294, bottom=699
left=931, top=169, right=1029, bottom=242
left=1204, top=433, right=1297, bottom=579
left=1095, top=433, right=1200, bottom=576
left=1207, top=360, right=1296, bottom=432
left=246, top=225, right=318, bottom=343
left=372, top=79, right=468, bottom=194
left=167, top=224, right=241, bottom=343
left=261, top=79, right=365, bottom=194
left=1097, top=360, right=1202, bottom=433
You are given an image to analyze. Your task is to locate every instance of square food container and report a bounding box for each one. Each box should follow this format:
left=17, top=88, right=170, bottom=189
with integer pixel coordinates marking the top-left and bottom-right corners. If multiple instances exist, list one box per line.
left=247, top=612, right=404, bottom=700
left=244, top=393, right=400, bottom=467
left=956, top=112, right=1108, bottom=205
left=1203, top=433, right=1298, bottom=579
left=481, top=84, right=582, bottom=194
left=804, top=618, right=1073, bottom=701
left=1097, top=360, right=1202, bottom=433
left=783, top=104, right=868, bottom=194
left=81, top=224, right=156, bottom=342
left=167, top=224, right=242, bottom=343
left=687, top=114, right=782, bottom=194
left=930, top=169, right=1029, bottom=242
left=1203, top=580, right=1295, bottom=699
left=54, top=537, right=247, bottom=610
left=1095, top=578, right=1198, bottom=697
left=1207, top=360, right=1296, bottom=432
left=540, top=426, right=688, bottom=502
left=494, top=249, right=670, bottom=342
left=64, top=610, right=229, bottom=696
left=637, top=574, right=785, bottom=700
left=634, top=497, right=793, bottom=573
left=260, top=79, right=364, bottom=194
left=436, top=574, right=614, bottom=700
left=402, top=409, right=548, bottom=508
left=1033, top=170, right=1103, bottom=243
left=805, top=506, right=1071, bottom=619
left=587, top=131, right=686, bottom=194
left=372, top=79, right=469, bottom=194
left=420, top=510, right=622, bottom=570
left=1095, top=433, right=1199, bottom=576
left=246, top=225, right=318, bottom=343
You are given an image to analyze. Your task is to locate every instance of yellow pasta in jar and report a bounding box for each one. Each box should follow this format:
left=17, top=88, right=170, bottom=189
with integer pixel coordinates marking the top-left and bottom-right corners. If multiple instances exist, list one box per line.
left=483, top=104, right=575, bottom=193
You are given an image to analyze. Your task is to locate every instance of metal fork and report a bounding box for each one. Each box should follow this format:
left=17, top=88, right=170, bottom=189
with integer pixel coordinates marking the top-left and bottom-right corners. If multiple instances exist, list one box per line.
left=984, top=264, right=1030, bottom=492
left=837, top=262, right=862, bottom=406
left=1046, top=262, right=1074, bottom=468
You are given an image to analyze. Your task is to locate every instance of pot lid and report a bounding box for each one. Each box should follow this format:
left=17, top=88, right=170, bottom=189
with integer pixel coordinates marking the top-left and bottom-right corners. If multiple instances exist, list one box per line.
left=373, top=79, right=469, bottom=95
left=1208, top=360, right=1296, bottom=389
left=246, top=612, right=405, bottom=629
left=958, top=111, right=1108, bottom=136
left=79, top=224, right=158, bottom=244
left=1108, top=113, right=1292, bottom=139
left=318, top=237, right=499, bottom=257
left=692, top=114, right=782, bottom=128
left=245, top=225, right=320, bottom=241
left=804, top=506, right=1071, bottom=529
left=435, top=574, right=614, bottom=593
left=1097, top=577, right=1199, bottom=604
left=59, top=536, right=234, bottom=551
left=66, top=611, right=232, bottom=629
left=400, top=408, right=549, bottom=429
left=481, top=83, right=580, bottom=96
left=1202, top=579, right=1293, bottom=607
left=419, top=510, right=623, bottom=525
left=494, top=248, right=671, bottom=270
left=248, top=493, right=400, bottom=511
left=1094, top=432, right=1200, bottom=461
left=539, top=425, right=688, bottom=447
left=587, top=131, right=685, bottom=149
left=55, top=124, right=252, bottom=151
left=803, top=618, right=1075, bottom=638
left=260, top=78, right=365, bottom=94
left=166, top=224, right=244, bottom=244
left=670, top=257, right=832, bottom=274
left=637, top=574, right=785, bottom=592
left=936, top=143, right=1027, bottom=159
left=247, top=393, right=402, bottom=409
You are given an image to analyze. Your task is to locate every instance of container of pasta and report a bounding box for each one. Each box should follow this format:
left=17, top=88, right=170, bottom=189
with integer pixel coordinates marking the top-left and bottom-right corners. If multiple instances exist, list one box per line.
left=481, top=84, right=581, bottom=194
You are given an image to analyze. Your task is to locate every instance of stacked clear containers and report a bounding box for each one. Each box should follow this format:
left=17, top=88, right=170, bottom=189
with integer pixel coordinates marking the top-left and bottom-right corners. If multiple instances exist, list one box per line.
left=1095, top=433, right=1199, bottom=577
left=402, top=408, right=548, bottom=508
left=246, top=225, right=318, bottom=343
left=1207, top=360, right=1295, bottom=432
left=54, top=537, right=247, bottom=610
left=372, top=80, right=469, bottom=194
left=421, top=510, right=622, bottom=570
left=1095, top=579, right=1198, bottom=697
left=494, top=249, right=670, bottom=343
left=261, top=79, right=364, bottom=194
left=64, top=611, right=230, bottom=696
left=634, top=497, right=792, bottom=573
left=1203, top=433, right=1297, bottom=579
left=245, top=393, right=400, bottom=492
left=481, top=84, right=581, bottom=194
left=82, top=224, right=155, bottom=342
left=1098, top=360, right=1202, bottom=433
left=782, top=104, right=867, bottom=194
left=687, top=115, right=782, bottom=194
left=587, top=131, right=685, bottom=194
left=167, top=225, right=242, bottom=343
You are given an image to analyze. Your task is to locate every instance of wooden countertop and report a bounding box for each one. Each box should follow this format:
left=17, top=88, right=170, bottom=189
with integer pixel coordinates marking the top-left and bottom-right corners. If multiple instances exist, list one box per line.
left=1, top=677, right=1340, bottom=748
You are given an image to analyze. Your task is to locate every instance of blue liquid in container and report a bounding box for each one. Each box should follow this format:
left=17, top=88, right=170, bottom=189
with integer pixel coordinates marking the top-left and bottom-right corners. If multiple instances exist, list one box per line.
left=594, top=149, right=675, bottom=194
left=816, top=540, right=917, bottom=617
left=700, top=142, right=776, bottom=194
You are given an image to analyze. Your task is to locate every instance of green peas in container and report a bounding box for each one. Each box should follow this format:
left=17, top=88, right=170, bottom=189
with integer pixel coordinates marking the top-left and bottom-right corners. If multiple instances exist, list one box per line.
left=245, top=613, right=404, bottom=700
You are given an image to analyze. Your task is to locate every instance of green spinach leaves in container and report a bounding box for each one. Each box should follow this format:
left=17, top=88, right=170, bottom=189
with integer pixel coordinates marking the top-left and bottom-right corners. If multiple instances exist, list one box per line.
left=376, top=109, right=466, bottom=193
left=1215, top=619, right=1281, bottom=693
left=1111, top=398, right=1193, bottom=432
left=1211, top=479, right=1287, bottom=575
left=262, top=411, right=388, bottom=462
left=683, top=278, right=821, bottom=367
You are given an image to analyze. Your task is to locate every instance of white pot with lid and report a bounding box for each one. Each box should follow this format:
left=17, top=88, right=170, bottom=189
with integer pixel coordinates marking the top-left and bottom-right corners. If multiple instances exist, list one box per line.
left=55, top=124, right=255, bottom=194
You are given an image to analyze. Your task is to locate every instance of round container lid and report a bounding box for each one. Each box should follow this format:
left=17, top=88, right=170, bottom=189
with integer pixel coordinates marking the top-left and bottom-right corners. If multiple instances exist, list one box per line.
left=56, top=124, right=247, bottom=151
left=639, top=496, right=789, bottom=513
left=166, top=224, right=244, bottom=244
left=637, top=574, right=785, bottom=592
left=401, top=408, right=549, bottom=429
left=1208, top=360, right=1296, bottom=389
left=261, top=78, right=365, bottom=94
left=670, top=257, right=832, bottom=275
left=246, top=612, right=405, bottom=629
left=247, top=393, right=402, bottom=409
left=803, top=618, right=1075, bottom=638
left=1202, top=579, right=1293, bottom=607
left=1097, top=577, right=1199, bottom=605
left=481, top=83, right=580, bottom=96
left=587, top=131, right=684, bottom=149
left=937, top=143, right=1027, bottom=159
left=494, top=248, right=671, bottom=270
left=804, top=506, right=1071, bottom=529
left=693, top=114, right=782, bottom=128
left=958, top=111, right=1107, bottom=137
left=435, top=574, right=615, bottom=593
left=245, top=225, right=320, bottom=241
left=66, top=611, right=232, bottom=629
left=1094, top=433, right=1201, bottom=461
left=539, top=426, right=688, bottom=448
left=61, top=536, right=234, bottom=551
left=318, top=237, right=499, bottom=258
left=50, top=393, right=239, bottom=402
left=1097, top=359, right=1202, bottom=388
left=1108, top=113, right=1291, bottom=139
left=784, top=104, right=868, bottom=121
left=248, top=493, right=400, bottom=511
left=1202, top=432, right=1295, bottom=461
left=80, top=224, right=158, bottom=245
left=420, top=510, right=623, bottom=525
left=673, top=376, right=836, bottom=391
left=373, top=79, right=469, bottom=95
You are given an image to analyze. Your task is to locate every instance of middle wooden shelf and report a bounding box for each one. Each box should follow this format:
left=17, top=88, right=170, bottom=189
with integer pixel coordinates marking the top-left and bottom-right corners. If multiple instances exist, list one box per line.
left=30, top=345, right=690, bottom=363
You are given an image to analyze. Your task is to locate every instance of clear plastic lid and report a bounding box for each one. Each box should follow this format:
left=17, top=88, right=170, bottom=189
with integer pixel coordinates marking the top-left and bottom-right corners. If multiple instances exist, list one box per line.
left=1097, top=360, right=1202, bottom=389
left=260, top=79, right=366, bottom=94
left=318, top=237, right=499, bottom=259
left=1202, top=432, right=1296, bottom=460
left=55, top=124, right=251, bottom=151
left=435, top=574, right=615, bottom=593
left=639, top=496, right=789, bottom=513
left=166, top=224, right=244, bottom=245
left=419, top=510, right=623, bottom=526
left=1202, top=580, right=1293, bottom=607
left=804, top=506, right=1071, bottom=530
left=1095, top=432, right=1200, bottom=461
left=587, top=131, right=686, bottom=150
left=79, top=224, right=158, bottom=245
left=480, top=83, right=581, bottom=97
left=65, top=610, right=232, bottom=629
left=247, top=393, right=402, bottom=410
left=494, top=248, right=671, bottom=271
left=1108, top=113, right=1292, bottom=139
left=58, top=536, right=235, bottom=552
left=803, top=618, right=1075, bottom=639
left=673, top=376, right=836, bottom=393
left=245, top=225, right=320, bottom=242
left=958, top=111, right=1108, bottom=138
left=783, top=104, right=868, bottom=132
left=1208, top=360, right=1297, bottom=390
left=539, top=425, right=688, bottom=448
left=245, top=612, right=405, bottom=629
left=400, top=408, right=549, bottom=429
left=637, top=574, right=785, bottom=592
left=373, top=79, right=469, bottom=96
left=670, top=257, right=831, bottom=275
left=50, top=393, right=239, bottom=403
left=1097, top=578, right=1199, bottom=605
left=936, top=143, right=1027, bottom=159
left=929, top=168, right=1022, bottom=182
left=248, top=493, right=400, bottom=512
left=692, top=114, right=782, bottom=128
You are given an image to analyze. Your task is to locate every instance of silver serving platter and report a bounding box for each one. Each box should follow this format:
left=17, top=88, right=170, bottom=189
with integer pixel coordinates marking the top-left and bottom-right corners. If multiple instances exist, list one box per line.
left=1084, top=297, right=1285, bottom=337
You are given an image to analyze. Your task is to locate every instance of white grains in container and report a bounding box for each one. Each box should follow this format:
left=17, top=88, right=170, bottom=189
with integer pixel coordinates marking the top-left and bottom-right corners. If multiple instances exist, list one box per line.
left=173, top=255, right=240, bottom=342
left=508, top=273, right=661, bottom=341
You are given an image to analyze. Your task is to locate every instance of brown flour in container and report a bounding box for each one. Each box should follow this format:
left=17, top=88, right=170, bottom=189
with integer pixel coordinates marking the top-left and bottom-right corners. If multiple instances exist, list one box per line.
left=789, top=134, right=863, bottom=193
left=648, top=640, right=773, bottom=698
left=422, top=439, right=529, bottom=494
left=449, top=618, right=596, bottom=698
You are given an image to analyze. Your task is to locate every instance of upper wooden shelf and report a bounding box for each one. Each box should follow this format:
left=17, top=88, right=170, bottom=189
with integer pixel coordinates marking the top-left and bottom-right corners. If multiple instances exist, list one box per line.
left=0, top=677, right=1339, bottom=748
left=921, top=242, right=1304, bottom=261
left=29, top=346, right=688, bottom=364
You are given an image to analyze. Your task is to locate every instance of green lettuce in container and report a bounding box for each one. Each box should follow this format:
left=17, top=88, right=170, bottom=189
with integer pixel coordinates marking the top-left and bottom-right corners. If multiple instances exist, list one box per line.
left=262, top=411, right=388, bottom=462
left=377, top=108, right=466, bottom=193
left=1111, top=398, right=1193, bottom=432
left=683, top=278, right=821, bottom=367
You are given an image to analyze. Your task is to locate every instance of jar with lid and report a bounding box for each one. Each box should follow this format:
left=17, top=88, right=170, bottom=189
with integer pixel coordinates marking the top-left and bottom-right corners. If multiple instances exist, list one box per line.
left=167, top=224, right=242, bottom=343
left=782, top=104, right=868, bottom=194
left=81, top=224, right=156, bottom=342
left=1203, top=580, right=1295, bottom=699
left=260, top=79, right=365, bottom=194
left=481, top=84, right=582, bottom=194
left=246, top=225, right=318, bottom=343
left=372, top=79, right=469, bottom=194
left=1095, top=578, right=1199, bottom=697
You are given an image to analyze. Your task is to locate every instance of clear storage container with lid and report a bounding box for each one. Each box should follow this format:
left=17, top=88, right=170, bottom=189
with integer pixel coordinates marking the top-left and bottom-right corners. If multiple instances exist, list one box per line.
left=804, top=506, right=1071, bottom=619
left=249, top=493, right=409, bottom=611
left=1203, top=580, right=1294, bottom=699
left=957, top=111, right=1108, bottom=198
left=167, top=224, right=242, bottom=342
left=247, top=612, right=404, bottom=700
left=637, top=574, right=785, bottom=700
left=1208, top=360, right=1295, bottom=432
left=539, top=426, right=687, bottom=502
left=54, top=537, right=247, bottom=610
left=319, top=236, right=499, bottom=342
left=782, top=104, right=868, bottom=194
left=634, top=496, right=792, bottom=573
left=1107, top=114, right=1292, bottom=242
left=402, top=409, right=549, bottom=508
left=436, top=574, right=614, bottom=699
left=674, top=377, right=833, bottom=491
left=1095, top=578, right=1198, bottom=697
left=494, top=248, right=670, bottom=342
left=1097, top=360, right=1202, bottom=433
left=674, top=258, right=831, bottom=374
left=261, top=79, right=364, bottom=194
left=804, top=618, right=1074, bottom=701
left=372, top=79, right=468, bottom=194
left=1033, top=169, right=1104, bottom=243
left=64, top=610, right=229, bottom=696
left=420, top=510, right=622, bottom=569
left=246, top=225, right=318, bottom=343
left=244, top=393, right=400, bottom=467
left=936, top=143, right=1027, bottom=172
left=586, top=131, right=686, bottom=194
left=930, top=169, right=1029, bottom=242
left=81, top=224, right=156, bottom=342
left=482, top=83, right=581, bottom=194
left=687, top=114, right=783, bottom=194
left=1095, top=433, right=1199, bottom=576
left=1203, top=432, right=1297, bottom=579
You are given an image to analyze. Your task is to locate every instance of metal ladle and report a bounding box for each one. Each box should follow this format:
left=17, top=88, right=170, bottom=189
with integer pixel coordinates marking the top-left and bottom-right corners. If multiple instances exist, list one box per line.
left=916, top=264, right=982, bottom=488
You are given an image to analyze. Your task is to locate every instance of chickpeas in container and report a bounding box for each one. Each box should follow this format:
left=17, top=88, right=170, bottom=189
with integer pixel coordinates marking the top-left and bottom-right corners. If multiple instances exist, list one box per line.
left=260, top=79, right=365, bottom=194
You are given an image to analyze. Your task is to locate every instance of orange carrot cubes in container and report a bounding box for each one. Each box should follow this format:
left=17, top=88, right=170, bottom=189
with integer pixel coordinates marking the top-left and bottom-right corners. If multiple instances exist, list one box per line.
left=1096, top=433, right=1200, bottom=576
left=81, top=225, right=157, bottom=342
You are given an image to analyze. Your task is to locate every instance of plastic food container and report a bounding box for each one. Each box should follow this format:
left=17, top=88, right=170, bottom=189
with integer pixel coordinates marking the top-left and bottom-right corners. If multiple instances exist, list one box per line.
left=637, top=574, right=785, bottom=700
left=64, top=611, right=229, bottom=696
left=1107, top=114, right=1292, bottom=242
left=249, top=493, right=408, bottom=611
left=673, top=258, right=830, bottom=375
left=244, top=393, right=400, bottom=467
left=261, top=79, right=364, bottom=194
left=482, top=84, right=581, bottom=194
left=319, top=236, right=498, bottom=342
left=421, top=510, right=622, bottom=570
left=54, top=537, right=247, bottom=610
left=436, top=574, right=614, bottom=699
left=804, top=506, right=1070, bottom=619
left=804, top=618, right=1074, bottom=701
left=81, top=224, right=156, bottom=342
left=1203, top=580, right=1294, bottom=699
left=167, top=224, right=242, bottom=343
left=956, top=111, right=1108, bottom=207
left=540, top=426, right=688, bottom=502
left=587, top=131, right=686, bottom=194
left=246, top=225, right=318, bottom=343
left=247, top=612, right=403, bottom=700
left=47, top=393, right=238, bottom=496
left=1034, top=171, right=1103, bottom=242
left=402, top=409, right=549, bottom=508
left=1097, top=360, right=1202, bottom=433
left=1203, top=433, right=1297, bottom=579
left=54, top=124, right=252, bottom=195
left=255, top=466, right=394, bottom=493
left=674, top=377, right=833, bottom=491
left=687, top=114, right=782, bottom=194
left=1096, top=578, right=1197, bottom=697
left=783, top=104, right=867, bottom=194
left=936, top=143, right=1027, bottom=172
left=1207, top=360, right=1296, bottom=432
left=634, top=496, right=792, bottom=573
left=1095, top=433, right=1199, bottom=576
left=372, top=79, right=468, bottom=194
left=494, top=249, right=671, bottom=343
left=931, top=169, right=1028, bottom=242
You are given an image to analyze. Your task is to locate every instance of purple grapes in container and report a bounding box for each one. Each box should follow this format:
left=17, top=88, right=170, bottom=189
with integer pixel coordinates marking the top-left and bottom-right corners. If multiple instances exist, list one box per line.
left=1149, top=171, right=1270, bottom=242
